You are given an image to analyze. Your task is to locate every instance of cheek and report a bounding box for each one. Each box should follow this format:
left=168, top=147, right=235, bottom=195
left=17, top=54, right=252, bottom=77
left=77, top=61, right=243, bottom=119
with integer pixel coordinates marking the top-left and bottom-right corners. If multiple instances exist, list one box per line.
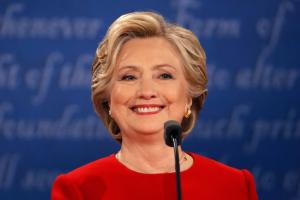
left=166, top=84, right=188, bottom=104
left=110, top=84, right=134, bottom=107
left=109, top=86, right=130, bottom=124
left=164, top=85, right=189, bottom=116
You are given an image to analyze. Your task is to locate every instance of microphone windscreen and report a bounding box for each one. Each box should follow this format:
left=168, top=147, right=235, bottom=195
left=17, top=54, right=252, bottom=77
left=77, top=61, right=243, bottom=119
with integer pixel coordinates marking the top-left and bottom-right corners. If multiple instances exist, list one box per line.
left=164, top=120, right=182, bottom=147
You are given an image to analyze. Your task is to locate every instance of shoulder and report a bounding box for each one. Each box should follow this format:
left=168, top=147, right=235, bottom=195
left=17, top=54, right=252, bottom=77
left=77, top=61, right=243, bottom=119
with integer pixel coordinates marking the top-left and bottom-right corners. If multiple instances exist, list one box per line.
left=191, top=152, right=257, bottom=177
left=51, top=155, right=117, bottom=200
left=189, top=153, right=258, bottom=199
left=67, top=154, right=117, bottom=179
left=55, top=154, right=117, bottom=185
left=191, top=152, right=242, bottom=175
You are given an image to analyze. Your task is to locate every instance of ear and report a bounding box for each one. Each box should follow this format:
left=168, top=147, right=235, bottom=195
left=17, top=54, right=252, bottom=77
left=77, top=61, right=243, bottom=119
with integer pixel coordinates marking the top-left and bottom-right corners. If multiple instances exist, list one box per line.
left=187, top=96, right=192, bottom=108
left=107, top=100, right=111, bottom=112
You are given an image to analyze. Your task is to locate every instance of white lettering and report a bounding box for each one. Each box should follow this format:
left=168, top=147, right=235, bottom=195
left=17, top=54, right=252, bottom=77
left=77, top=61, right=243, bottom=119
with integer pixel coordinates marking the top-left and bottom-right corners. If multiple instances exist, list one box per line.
left=236, top=65, right=299, bottom=90
left=207, top=64, right=231, bottom=90
left=194, top=105, right=249, bottom=139
left=31, top=52, right=61, bottom=105
left=172, top=0, right=240, bottom=38
left=252, top=166, right=277, bottom=191
left=0, top=3, right=103, bottom=39
left=21, top=169, right=60, bottom=191
left=0, top=54, right=20, bottom=89
left=0, top=103, right=106, bottom=140
left=59, top=54, right=92, bottom=89
left=245, top=109, right=299, bottom=153
left=0, top=154, right=19, bottom=189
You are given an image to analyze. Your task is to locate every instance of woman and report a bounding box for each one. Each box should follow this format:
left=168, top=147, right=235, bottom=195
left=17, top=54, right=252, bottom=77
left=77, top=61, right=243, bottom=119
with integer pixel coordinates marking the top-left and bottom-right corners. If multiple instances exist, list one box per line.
left=52, top=11, right=259, bottom=200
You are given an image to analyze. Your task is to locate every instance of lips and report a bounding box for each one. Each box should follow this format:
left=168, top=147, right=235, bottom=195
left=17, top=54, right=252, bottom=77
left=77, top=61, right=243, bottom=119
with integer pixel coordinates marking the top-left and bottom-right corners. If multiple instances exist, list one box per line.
left=130, top=105, right=164, bottom=115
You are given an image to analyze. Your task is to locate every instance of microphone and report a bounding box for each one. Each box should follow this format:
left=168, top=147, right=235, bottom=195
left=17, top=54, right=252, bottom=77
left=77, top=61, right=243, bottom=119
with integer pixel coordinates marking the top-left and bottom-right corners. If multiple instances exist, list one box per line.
left=164, top=120, right=182, bottom=147
left=164, top=120, right=182, bottom=200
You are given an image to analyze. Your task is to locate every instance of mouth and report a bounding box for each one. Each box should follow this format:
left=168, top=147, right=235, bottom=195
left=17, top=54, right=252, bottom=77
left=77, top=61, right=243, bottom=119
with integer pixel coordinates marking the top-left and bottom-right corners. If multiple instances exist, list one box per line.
left=130, top=105, right=165, bottom=115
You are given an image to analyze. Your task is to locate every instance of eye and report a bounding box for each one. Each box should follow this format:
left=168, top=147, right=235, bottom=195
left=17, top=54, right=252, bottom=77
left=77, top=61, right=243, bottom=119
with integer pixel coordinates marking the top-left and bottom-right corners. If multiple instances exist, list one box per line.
left=120, top=74, right=136, bottom=81
left=159, top=73, right=173, bottom=80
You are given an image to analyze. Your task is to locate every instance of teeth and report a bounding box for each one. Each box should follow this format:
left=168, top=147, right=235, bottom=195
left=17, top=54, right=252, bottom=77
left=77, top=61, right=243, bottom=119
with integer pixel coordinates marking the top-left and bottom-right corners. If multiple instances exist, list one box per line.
left=134, top=107, right=160, bottom=113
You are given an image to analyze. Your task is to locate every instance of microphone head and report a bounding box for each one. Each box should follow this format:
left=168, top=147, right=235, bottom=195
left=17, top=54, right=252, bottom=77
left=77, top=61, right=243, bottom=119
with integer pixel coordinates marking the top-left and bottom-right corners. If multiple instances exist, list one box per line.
left=164, top=120, right=182, bottom=147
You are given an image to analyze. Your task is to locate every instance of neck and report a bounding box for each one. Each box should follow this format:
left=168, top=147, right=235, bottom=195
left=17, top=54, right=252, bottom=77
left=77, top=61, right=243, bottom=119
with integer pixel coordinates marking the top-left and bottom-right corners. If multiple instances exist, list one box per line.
left=116, top=133, right=191, bottom=174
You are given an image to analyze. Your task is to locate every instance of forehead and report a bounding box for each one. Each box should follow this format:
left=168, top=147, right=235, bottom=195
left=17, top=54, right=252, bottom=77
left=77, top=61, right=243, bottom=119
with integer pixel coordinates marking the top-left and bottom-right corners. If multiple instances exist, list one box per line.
left=116, top=37, right=183, bottom=69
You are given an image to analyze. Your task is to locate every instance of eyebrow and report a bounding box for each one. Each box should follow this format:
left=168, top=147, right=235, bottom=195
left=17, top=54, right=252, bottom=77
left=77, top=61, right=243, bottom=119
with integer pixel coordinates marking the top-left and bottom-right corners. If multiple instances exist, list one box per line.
left=118, top=64, right=177, bottom=71
left=153, top=64, right=177, bottom=71
left=118, top=65, right=138, bottom=71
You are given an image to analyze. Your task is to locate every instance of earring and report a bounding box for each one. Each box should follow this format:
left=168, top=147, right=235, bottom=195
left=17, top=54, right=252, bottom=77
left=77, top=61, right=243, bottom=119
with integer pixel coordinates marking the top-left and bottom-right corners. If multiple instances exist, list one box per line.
left=184, top=107, right=191, bottom=118
left=109, top=109, right=112, bottom=116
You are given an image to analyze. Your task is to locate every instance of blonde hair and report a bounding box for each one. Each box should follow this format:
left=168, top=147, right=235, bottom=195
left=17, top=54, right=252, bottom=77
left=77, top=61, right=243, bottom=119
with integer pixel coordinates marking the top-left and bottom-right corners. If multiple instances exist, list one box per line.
left=91, top=11, right=208, bottom=143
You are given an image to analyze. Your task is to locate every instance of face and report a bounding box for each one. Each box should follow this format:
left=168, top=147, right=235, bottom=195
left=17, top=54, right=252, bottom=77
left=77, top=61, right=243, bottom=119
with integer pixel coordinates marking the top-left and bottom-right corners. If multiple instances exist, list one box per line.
left=109, top=37, right=191, bottom=140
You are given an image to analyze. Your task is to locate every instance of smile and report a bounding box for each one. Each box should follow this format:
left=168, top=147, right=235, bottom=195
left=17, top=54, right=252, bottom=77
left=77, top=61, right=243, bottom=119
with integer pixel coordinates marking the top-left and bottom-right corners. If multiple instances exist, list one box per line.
left=131, top=105, right=164, bottom=115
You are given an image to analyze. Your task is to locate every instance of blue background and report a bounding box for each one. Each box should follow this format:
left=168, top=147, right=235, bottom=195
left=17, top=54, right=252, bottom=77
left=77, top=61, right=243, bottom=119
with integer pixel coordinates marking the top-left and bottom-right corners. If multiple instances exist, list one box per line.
left=0, top=0, right=300, bottom=199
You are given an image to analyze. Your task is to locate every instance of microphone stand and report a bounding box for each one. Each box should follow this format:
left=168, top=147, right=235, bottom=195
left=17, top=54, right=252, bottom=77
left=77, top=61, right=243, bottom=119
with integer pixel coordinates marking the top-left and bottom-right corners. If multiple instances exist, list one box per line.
left=164, top=120, right=182, bottom=200
left=172, top=136, right=182, bottom=200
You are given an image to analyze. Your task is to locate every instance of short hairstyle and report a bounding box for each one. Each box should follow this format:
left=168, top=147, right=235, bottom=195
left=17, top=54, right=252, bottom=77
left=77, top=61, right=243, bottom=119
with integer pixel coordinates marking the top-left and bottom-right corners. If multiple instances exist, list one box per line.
left=91, top=11, right=208, bottom=143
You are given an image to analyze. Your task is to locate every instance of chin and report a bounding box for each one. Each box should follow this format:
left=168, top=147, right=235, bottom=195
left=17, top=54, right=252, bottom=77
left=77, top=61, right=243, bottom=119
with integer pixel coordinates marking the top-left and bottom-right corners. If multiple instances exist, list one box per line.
left=131, top=123, right=164, bottom=135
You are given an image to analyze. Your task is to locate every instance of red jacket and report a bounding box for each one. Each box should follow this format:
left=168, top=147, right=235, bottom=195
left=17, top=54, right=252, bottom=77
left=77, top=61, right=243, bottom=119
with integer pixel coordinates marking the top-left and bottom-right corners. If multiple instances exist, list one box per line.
left=52, top=153, right=259, bottom=200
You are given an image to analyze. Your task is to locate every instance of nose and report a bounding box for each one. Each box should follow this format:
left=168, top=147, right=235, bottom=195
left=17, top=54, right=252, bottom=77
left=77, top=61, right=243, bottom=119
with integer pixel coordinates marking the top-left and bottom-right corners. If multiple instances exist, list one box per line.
left=137, top=78, right=157, bottom=100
